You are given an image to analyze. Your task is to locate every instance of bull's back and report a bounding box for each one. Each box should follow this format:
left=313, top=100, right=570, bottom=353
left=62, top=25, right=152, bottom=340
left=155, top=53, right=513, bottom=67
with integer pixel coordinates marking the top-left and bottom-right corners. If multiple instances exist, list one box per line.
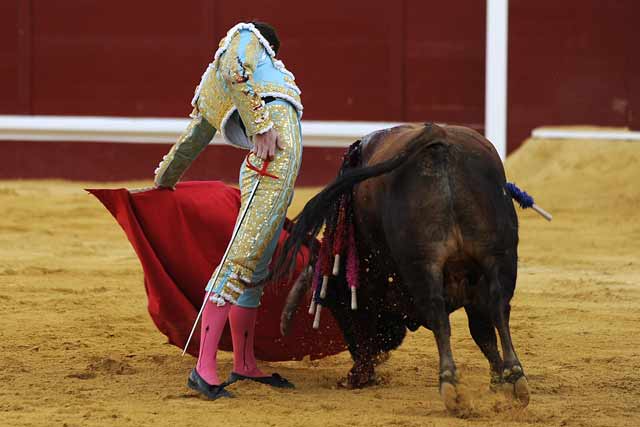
left=357, top=124, right=517, bottom=259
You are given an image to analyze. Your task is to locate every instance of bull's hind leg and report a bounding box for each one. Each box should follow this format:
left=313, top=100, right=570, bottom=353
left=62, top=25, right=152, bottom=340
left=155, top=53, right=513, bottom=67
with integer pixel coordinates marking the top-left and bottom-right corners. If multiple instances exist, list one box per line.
left=402, top=265, right=470, bottom=415
left=464, top=306, right=504, bottom=389
left=486, top=265, right=530, bottom=406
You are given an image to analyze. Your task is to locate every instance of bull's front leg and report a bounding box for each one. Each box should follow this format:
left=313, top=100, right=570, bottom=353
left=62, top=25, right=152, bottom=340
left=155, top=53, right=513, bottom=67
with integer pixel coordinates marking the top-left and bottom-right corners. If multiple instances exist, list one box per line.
left=329, top=302, right=379, bottom=388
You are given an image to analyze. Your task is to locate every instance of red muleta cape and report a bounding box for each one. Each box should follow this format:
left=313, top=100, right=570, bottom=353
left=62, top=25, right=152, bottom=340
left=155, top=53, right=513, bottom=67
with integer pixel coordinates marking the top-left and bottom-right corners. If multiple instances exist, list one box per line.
left=88, top=181, right=345, bottom=361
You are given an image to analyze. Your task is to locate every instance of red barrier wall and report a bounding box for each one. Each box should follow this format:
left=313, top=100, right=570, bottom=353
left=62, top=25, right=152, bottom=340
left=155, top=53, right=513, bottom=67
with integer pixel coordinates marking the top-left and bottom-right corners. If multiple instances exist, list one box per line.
left=508, top=0, right=639, bottom=150
left=0, top=0, right=30, bottom=114
left=1, top=1, right=485, bottom=124
left=0, top=1, right=638, bottom=182
left=1, top=140, right=345, bottom=187
left=404, top=0, right=485, bottom=127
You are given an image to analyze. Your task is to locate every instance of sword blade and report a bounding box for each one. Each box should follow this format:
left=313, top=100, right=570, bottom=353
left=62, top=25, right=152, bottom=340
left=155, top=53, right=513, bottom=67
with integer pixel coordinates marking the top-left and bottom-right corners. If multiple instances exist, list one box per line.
left=181, top=177, right=262, bottom=355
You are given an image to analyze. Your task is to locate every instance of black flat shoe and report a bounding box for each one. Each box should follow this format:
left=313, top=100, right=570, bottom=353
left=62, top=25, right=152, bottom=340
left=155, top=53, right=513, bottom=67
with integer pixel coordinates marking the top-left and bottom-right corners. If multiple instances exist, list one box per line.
left=187, top=369, right=234, bottom=400
left=227, top=372, right=295, bottom=389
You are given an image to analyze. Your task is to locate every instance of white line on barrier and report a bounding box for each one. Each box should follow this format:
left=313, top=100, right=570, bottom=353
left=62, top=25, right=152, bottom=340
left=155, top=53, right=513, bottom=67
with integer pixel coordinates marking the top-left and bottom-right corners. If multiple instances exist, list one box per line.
left=4, top=116, right=637, bottom=148
left=0, top=115, right=403, bottom=148
left=532, top=128, right=640, bottom=141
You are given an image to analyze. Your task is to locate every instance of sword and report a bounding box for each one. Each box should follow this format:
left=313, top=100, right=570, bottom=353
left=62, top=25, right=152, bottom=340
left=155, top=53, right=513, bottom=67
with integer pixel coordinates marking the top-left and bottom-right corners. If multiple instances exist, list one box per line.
left=181, top=174, right=262, bottom=356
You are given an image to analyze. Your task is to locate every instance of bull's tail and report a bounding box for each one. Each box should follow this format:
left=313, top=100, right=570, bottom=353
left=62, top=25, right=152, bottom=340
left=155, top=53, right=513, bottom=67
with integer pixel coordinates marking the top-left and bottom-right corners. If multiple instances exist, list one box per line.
left=272, top=124, right=443, bottom=281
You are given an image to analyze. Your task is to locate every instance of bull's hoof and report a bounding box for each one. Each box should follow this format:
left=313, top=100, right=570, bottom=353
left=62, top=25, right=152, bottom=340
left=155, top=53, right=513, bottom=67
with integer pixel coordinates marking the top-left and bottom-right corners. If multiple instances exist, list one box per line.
left=440, top=382, right=459, bottom=412
left=337, top=374, right=377, bottom=389
left=439, top=371, right=472, bottom=417
left=513, top=376, right=530, bottom=406
left=501, top=366, right=530, bottom=407
left=339, top=362, right=377, bottom=389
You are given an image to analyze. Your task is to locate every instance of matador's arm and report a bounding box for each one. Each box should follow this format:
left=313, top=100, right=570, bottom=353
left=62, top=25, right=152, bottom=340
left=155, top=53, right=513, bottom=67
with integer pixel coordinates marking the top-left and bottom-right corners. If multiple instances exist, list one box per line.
left=153, top=112, right=216, bottom=189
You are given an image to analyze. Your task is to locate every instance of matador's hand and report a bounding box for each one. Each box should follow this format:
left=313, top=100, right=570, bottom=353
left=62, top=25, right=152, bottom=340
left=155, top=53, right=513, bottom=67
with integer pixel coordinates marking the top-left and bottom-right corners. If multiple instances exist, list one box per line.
left=252, top=128, right=284, bottom=160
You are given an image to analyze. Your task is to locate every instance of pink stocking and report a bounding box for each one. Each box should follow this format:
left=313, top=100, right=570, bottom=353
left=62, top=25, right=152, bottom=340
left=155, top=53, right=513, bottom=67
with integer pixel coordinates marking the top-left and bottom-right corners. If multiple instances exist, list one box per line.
left=195, top=300, right=231, bottom=385
left=229, top=305, right=265, bottom=377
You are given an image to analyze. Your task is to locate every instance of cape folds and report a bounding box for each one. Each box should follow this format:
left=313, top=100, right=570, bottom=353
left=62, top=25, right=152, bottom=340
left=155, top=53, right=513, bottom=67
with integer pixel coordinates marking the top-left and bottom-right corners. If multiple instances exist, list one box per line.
left=88, top=181, right=345, bottom=361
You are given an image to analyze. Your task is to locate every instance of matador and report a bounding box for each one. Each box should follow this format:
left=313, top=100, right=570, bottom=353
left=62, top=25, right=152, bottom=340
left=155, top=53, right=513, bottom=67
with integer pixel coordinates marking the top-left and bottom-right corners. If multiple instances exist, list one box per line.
left=153, top=21, right=302, bottom=399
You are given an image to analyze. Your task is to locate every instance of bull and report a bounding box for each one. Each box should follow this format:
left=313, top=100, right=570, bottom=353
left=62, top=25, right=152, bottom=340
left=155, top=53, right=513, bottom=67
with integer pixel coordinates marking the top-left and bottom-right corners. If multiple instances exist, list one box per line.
left=275, top=123, right=530, bottom=414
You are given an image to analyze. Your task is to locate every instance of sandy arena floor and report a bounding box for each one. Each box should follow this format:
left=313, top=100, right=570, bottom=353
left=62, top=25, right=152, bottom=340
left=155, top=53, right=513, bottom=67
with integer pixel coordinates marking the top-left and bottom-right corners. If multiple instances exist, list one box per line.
left=1, top=135, right=639, bottom=426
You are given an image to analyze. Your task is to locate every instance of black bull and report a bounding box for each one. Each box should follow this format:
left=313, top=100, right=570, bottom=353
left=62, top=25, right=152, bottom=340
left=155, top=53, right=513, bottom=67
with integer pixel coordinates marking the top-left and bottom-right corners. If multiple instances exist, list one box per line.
left=275, top=123, right=530, bottom=413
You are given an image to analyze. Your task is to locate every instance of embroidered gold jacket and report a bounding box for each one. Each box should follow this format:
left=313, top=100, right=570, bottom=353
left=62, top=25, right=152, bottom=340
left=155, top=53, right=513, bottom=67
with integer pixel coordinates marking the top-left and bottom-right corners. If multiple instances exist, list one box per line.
left=153, top=22, right=303, bottom=187
left=195, top=22, right=302, bottom=146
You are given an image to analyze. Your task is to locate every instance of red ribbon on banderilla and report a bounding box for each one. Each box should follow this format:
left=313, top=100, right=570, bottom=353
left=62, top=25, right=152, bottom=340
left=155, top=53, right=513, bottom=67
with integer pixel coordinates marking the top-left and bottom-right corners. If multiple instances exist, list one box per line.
left=310, top=193, right=360, bottom=329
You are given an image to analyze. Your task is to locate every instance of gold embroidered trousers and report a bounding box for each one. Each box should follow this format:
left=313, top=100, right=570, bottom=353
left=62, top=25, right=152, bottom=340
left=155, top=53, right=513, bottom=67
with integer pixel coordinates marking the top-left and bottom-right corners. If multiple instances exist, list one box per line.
left=206, top=100, right=302, bottom=307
